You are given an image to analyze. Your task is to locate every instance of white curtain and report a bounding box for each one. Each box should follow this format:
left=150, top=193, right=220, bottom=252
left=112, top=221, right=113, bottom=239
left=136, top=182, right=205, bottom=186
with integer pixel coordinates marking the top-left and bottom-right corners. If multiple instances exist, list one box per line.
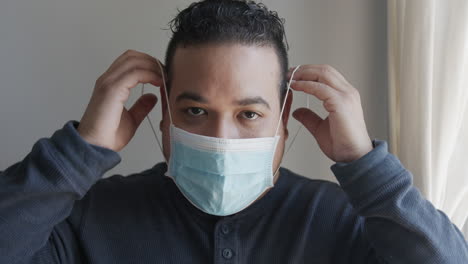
left=388, top=0, right=468, bottom=238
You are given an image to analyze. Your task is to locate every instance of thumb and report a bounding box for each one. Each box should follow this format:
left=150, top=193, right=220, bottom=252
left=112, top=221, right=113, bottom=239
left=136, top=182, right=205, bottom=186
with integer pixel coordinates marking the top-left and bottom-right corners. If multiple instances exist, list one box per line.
left=128, top=93, right=158, bottom=128
left=292, top=107, right=323, bottom=137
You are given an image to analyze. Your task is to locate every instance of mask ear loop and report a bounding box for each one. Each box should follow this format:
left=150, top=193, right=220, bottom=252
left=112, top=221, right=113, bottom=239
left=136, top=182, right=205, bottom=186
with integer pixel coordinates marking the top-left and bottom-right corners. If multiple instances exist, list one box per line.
left=284, top=93, right=310, bottom=156
left=274, top=65, right=301, bottom=136
left=272, top=65, right=301, bottom=178
left=141, top=59, right=173, bottom=163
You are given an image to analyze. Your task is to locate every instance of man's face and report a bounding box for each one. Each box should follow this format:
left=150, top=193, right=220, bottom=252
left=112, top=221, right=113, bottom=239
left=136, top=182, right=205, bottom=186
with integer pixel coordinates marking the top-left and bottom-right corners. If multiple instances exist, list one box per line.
left=160, top=43, right=292, bottom=178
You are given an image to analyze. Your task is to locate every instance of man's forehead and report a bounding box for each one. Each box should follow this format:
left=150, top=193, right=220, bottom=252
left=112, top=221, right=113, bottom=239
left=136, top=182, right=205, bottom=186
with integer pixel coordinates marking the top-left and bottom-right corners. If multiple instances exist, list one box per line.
left=170, top=43, right=282, bottom=106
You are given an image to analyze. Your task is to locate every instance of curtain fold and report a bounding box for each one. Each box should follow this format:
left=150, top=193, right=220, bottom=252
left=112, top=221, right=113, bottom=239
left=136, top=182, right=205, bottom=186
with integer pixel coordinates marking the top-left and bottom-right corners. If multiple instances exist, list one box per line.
left=388, top=0, right=468, bottom=237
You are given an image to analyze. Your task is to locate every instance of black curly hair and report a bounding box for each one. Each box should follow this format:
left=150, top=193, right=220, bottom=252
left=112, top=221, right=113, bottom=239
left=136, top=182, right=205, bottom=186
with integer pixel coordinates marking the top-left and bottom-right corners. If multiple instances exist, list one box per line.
left=164, top=0, right=290, bottom=103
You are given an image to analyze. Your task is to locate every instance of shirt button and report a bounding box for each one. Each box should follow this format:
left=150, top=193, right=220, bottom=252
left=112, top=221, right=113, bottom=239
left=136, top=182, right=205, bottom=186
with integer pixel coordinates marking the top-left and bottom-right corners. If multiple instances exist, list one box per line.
left=221, top=224, right=230, bottom=235
left=222, top=248, right=233, bottom=259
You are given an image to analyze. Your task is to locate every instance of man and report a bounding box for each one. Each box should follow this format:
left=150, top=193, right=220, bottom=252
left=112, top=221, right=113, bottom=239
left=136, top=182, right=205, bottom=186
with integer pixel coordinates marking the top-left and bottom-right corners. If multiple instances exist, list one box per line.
left=1, top=0, right=467, bottom=263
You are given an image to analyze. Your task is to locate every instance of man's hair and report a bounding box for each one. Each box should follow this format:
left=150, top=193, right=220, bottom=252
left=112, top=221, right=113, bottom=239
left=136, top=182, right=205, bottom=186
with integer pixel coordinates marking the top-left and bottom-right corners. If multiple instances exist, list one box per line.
left=164, top=0, right=289, bottom=103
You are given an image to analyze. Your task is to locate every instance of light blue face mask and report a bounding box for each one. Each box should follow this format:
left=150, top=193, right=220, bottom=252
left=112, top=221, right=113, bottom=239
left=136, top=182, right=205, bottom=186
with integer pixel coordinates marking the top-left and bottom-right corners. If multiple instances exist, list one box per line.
left=143, top=61, right=301, bottom=216
left=167, top=125, right=280, bottom=216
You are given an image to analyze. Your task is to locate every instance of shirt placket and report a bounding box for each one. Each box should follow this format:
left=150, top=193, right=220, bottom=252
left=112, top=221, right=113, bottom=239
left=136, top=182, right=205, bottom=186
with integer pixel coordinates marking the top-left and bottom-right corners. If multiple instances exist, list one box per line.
left=214, top=218, right=238, bottom=264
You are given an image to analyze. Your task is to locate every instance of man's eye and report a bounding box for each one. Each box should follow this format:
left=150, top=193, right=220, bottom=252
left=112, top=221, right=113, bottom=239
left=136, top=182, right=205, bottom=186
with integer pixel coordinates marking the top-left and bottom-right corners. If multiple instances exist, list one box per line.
left=186, top=107, right=206, bottom=116
left=241, top=111, right=259, bottom=120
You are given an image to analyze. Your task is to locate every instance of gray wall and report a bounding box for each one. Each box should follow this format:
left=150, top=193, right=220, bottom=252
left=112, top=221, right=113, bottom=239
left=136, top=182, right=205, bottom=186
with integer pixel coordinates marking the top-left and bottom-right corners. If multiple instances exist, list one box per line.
left=0, top=0, right=388, bottom=181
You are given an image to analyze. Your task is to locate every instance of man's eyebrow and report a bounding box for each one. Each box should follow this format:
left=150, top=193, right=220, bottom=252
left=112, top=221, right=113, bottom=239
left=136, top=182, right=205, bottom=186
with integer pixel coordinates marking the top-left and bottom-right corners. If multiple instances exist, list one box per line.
left=235, top=96, right=270, bottom=109
left=175, top=92, right=270, bottom=109
left=175, top=92, right=209, bottom=103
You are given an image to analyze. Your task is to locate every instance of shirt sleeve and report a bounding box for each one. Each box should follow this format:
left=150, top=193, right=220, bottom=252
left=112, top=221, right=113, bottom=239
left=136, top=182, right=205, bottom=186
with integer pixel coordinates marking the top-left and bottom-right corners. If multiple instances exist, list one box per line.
left=330, top=139, right=468, bottom=263
left=0, top=121, right=121, bottom=264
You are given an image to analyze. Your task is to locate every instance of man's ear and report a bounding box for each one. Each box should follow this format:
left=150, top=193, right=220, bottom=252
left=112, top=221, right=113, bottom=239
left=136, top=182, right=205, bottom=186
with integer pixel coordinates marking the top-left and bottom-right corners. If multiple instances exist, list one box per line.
left=281, top=92, right=293, bottom=140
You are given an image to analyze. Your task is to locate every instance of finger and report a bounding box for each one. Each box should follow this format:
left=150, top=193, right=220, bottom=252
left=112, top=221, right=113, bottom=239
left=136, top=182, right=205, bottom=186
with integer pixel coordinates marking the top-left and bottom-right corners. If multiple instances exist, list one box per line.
left=113, top=69, right=163, bottom=93
left=100, top=50, right=164, bottom=83
left=288, top=64, right=344, bottom=79
left=290, top=80, right=338, bottom=102
left=128, top=93, right=158, bottom=127
left=288, top=65, right=348, bottom=91
left=106, top=57, right=161, bottom=83
left=292, top=108, right=323, bottom=137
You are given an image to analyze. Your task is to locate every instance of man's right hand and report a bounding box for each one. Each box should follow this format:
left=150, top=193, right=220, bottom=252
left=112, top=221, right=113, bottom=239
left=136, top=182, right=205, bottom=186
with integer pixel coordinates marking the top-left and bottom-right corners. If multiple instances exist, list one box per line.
left=77, top=50, right=163, bottom=152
